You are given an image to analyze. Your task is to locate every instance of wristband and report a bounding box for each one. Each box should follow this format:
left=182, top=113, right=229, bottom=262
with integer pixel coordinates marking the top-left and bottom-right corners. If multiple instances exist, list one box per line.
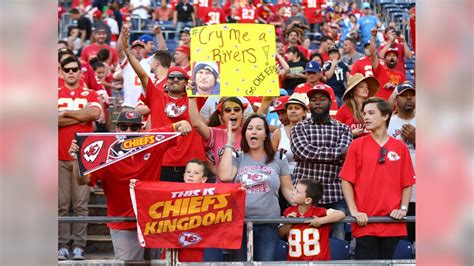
left=223, top=144, right=234, bottom=150
left=171, top=123, right=176, bottom=132
left=400, top=205, right=408, bottom=211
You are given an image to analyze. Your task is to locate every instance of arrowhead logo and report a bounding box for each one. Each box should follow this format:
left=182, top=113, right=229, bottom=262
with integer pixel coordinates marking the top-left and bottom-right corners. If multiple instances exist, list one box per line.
left=179, top=232, right=202, bottom=247
left=83, top=140, right=104, bottom=163
left=387, top=151, right=400, bottom=161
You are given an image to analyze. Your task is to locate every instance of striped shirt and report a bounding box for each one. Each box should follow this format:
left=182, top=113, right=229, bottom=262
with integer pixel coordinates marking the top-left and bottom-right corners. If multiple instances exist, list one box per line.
left=291, top=117, right=353, bottom=204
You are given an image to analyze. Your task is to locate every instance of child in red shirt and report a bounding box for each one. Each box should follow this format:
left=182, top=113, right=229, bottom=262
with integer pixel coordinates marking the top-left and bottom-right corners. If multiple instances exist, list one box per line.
left=279, top=179, right=345, bottom=261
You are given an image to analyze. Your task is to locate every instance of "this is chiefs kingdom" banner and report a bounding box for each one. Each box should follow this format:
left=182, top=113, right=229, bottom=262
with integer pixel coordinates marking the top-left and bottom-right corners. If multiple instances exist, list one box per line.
left=130, top=180, right=245, bottom=249
left=74, top=132, right=180, bottom=176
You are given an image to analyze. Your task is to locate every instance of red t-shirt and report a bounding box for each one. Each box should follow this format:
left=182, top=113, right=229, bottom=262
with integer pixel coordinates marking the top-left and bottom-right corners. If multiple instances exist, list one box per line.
left=294, top=82, right=338, bottom=116
left=339, top=135, right=416, bottom=238
left=256, top=4, right=275, bottom=21
left=334, top=104, right=369, bottom=137
left=81, top=43, right=119, bottom=66
left=301, top=0, right=324, bottom=24
left=58, top=85, right=102, bottom=161
left=141, top=78, right=206, bottom=166
left=236, top=5, right=257, bottom=23
left=283, top=206, right=331, bottom=261
left=194, top=0, right=212, bottom=19
left=88, top=126, right=176, bottom=230
left=275, top=2, right=292, bottom=18
left=375, top=67, right=406, bottom=100
left=202, top=7, right=226, bottom=24
left=372, top=62, right=391, bottom=100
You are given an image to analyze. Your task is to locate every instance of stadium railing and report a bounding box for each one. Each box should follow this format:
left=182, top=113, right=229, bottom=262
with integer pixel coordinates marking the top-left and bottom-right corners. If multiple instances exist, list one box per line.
left=59, top=216, right=416, bottom=265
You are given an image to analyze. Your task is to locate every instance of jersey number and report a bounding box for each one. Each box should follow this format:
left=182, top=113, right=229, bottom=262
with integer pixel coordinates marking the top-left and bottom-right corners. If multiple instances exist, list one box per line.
left=334, top=68, right=344, bottom=81
left=209, top=12, right=220, bottom=24
left=364, top=65, right=374, bottom=77
left=242, top=9, right=255, bottom=20
left=198, top=0, right=208, bottom=7
left=307, top=0, right=317, bottom=8
left=288, top=228, right=320, bottom=257
left=58, top=98, right=89, bottom=111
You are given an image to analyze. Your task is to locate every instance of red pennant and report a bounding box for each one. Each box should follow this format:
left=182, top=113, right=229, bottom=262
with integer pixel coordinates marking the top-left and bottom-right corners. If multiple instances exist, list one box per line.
left=75, top=132, right=180, bottom=176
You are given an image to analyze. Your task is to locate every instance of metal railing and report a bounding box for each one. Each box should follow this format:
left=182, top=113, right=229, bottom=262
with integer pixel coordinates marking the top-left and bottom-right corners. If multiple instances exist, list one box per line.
left=59, top=215, right=415, bottom=264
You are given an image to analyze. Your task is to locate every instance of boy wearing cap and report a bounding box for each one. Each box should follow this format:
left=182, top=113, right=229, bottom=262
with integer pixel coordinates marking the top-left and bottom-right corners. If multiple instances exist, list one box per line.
left=192, top=62, right=220, bottom=95
left=323, top=46, right=350, bottom=107
left=340, top=97, right=415, bottom=259
left=69, top=111, right=191, bottom=261
left=291, top=86, right=352, bottom=240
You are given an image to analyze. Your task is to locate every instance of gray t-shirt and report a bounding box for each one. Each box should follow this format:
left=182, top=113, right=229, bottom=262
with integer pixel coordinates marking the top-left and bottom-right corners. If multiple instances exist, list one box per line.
left=232, top=152, right=290, bottom=219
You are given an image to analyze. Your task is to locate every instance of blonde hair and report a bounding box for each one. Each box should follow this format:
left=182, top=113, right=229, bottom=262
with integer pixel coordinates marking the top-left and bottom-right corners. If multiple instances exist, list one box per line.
left=344, top=96, right=364, bottom=123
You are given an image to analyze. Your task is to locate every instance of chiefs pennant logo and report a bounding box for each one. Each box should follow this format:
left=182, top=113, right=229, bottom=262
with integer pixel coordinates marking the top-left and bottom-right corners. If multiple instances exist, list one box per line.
left=179, top=232, right=202, bottom=247
left=83, top=140, right=104, bottom=163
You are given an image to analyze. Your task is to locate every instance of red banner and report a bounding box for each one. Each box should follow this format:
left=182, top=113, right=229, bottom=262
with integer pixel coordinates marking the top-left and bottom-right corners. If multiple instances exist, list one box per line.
left=130, top=180, right=246, bottom=249
left=74, top=132, right=180, bottom=176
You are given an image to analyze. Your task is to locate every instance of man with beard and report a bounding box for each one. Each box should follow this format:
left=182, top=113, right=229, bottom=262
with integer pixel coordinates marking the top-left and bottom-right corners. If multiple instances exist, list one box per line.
left=191, top=62, right=220, bottom=95
left=378, top=26, right=413, bottom=74
left=121, top=25, right=206, bottom=182
left=80, top=26, right=118, bottom=66
left=388, top=83, right=416, bottom=243
left=290, top=86, right=352, bottom=240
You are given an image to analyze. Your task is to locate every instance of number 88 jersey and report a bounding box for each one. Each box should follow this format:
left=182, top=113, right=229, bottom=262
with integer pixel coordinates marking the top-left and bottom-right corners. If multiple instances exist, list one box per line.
left=283, top=206, right=331, bottom=261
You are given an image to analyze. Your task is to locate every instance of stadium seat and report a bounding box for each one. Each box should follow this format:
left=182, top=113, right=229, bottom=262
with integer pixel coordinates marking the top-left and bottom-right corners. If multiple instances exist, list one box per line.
left=274, top=240, right=289, bottom=261
left=393, top=239, right=414, bottom=259
left=330, top=237, right=351, bottom=260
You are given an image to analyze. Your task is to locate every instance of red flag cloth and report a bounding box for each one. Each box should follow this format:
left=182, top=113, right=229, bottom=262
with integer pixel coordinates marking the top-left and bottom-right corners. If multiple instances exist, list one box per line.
left=130, top=181, right=245, bottom=249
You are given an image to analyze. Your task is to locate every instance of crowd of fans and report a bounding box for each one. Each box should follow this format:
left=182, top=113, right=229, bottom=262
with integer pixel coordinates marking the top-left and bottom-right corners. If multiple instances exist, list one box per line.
left=58, top=0, right=416, bottom=262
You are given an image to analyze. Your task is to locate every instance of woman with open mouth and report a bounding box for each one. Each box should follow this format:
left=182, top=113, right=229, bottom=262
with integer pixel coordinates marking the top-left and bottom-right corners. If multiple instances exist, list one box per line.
left=218, top=113, right=294, bottom=262
left=188, top=96, right=247, bottom=177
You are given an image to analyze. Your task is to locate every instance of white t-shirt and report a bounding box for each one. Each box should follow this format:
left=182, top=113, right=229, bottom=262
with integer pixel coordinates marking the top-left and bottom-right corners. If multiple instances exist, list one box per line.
left=130, top=0, right=151, bottom=19
left=388, top=115, right=416, bottom=202
left=120, top=57, right=153, bottom=108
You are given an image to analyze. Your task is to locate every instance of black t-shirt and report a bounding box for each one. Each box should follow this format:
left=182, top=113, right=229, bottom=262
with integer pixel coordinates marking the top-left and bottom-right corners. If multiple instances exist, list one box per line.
left=284, top=60, right=307, bottom=95
left=176, top=3, right=194, bottom=22
left=323, top=61, right=350, bottom=98
left=77, top=16, right=92, bottom=40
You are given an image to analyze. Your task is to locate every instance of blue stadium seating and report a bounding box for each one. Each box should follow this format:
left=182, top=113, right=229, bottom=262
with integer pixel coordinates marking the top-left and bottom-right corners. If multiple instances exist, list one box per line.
left=393, top=239, right=414, bottom=259
left=330, top=237, right=351, bottom=260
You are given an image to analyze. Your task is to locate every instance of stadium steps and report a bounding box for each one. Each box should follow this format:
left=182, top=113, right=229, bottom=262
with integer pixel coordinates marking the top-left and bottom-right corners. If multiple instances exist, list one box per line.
left=85, top=189, right=114, bottom=259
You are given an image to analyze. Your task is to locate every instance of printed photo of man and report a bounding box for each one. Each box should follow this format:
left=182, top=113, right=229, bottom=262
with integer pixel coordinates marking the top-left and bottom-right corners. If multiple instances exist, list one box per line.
left=192, top=61, right=220, bottom=96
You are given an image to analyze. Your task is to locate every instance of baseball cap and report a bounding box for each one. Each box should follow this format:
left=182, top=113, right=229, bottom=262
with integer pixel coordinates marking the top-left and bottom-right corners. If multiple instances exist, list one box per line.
left=362, top=2, right=371, bottom=9
left=305, top=61, right=321, bottom=73
left=364, top=40, right=371, bottom=47
left=117, top=110, right=142, bottom=125
left=180, top=27, right=190, bottom=34
left=285, top=93, right=309, bottom=110
left=93, top=9, right=103, bottom=19
left=139, top=34, right=153, bottom=43
left=167, top=66, right=189, bottom=79
left=93, top=25, right=107, bottom=32
left=131, top=40, right=145, bottom=48
left=307, top=84, right=334, bottom=101
left=328, top=46, right=339, bottom=54
left=385, top=47, right=399, bottom=57
left=279, top=89, right=288, bottom=96
left=175, top=46, right=190, bottom=56
left=270, top=96, right=290, bottom=113
left=396, top=82, right=415, bottom=96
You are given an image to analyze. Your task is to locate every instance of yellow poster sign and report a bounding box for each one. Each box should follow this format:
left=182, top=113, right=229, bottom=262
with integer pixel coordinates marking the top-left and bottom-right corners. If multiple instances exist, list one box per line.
left=189, top=24, right=278, bottom=97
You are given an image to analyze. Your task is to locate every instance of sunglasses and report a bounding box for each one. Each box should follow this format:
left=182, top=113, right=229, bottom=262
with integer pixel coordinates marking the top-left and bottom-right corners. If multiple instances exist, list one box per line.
left=168, top=74, right=187, bottom=81
left=63, top=67, right=80, bottom=73
left=117, top=123, right=141, bottom=132
left=224, top=107, right=242, bottom=113
left=378, top=147, right=387, bottom=164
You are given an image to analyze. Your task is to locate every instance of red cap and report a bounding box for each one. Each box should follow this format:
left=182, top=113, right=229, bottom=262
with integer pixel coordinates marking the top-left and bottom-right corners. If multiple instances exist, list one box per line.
left=93, top=9, right=102, bottom=19
left=270, top=96, right=290, bottom=113
left=106, top=9, right=113, bottom=16
left=175, top=46, right=190, bottom=56
left=167, top=66, right=189, bottom=79
left=246, top=96, right=263, bottom=107
left=385, top=46, right=399, bottom=57
left=307, top=84, right=334, bottom=102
